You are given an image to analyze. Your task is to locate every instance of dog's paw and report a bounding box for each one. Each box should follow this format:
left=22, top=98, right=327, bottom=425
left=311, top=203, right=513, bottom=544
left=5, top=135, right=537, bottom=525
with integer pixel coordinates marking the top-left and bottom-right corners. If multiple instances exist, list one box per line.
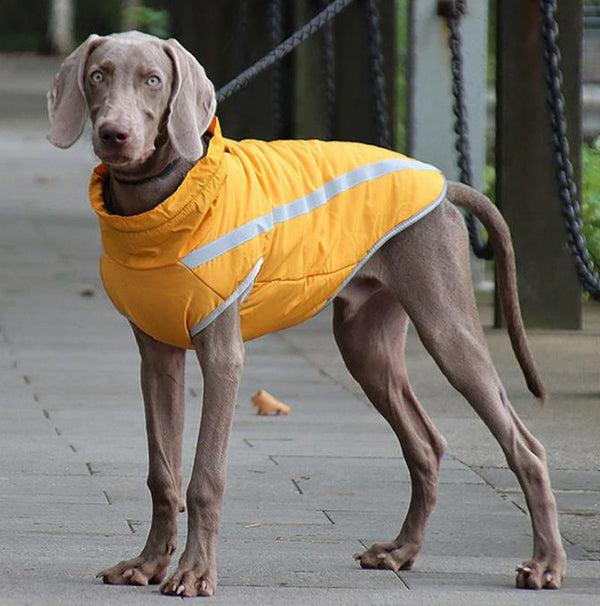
left=516, top=552, right=566, bottom=589
left=354, top=541, right=421, bottom=572
left=96, top=555, right=170, bottom=586
left=161, top=566, right=216, bottom=597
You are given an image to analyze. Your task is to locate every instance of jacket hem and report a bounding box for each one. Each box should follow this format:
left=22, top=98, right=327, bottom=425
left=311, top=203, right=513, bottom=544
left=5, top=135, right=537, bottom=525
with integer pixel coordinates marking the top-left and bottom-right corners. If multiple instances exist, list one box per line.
left=188, top=258, right=264, bottom=338
left=321, top=179, right=448, bottom=311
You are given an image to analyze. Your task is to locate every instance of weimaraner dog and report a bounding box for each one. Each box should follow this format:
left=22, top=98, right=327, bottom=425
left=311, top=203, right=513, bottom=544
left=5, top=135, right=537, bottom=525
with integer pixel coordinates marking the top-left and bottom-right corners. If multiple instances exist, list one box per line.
left=47, top=32, right=565, bottom=597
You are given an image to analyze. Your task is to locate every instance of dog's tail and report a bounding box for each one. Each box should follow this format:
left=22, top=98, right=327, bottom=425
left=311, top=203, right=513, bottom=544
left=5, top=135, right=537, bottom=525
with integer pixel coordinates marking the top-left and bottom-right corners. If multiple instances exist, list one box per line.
left=445, top=181, right=546, bottom=402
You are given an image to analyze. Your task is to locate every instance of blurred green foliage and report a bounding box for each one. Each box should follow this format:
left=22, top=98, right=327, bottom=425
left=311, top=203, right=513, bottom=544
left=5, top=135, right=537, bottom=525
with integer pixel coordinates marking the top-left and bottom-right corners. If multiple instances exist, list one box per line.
left=396, top=0, right=408, bottom=151
left=482, top=146, right=600, bottom=274
left=582, top=140, right=600, bottom=271
left=123, top=5, right=170, bottom=38
left=0, top=0, right=170, bottom=51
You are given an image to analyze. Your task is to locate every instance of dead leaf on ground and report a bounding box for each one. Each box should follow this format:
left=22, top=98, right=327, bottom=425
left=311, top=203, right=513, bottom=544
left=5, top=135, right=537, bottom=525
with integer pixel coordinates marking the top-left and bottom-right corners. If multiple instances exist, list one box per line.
left=251, top=389, right=291, bottom=415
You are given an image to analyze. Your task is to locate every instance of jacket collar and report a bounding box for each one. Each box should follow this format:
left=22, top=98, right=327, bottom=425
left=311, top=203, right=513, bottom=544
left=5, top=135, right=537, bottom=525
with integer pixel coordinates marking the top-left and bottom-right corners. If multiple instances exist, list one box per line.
left=89, top=117, right=226, bottom=234
left=89, top=117, right=227, bottom=267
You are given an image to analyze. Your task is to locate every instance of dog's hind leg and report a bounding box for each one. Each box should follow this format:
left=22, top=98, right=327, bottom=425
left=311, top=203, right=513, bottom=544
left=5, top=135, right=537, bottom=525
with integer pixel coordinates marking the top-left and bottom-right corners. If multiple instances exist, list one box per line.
left=378, top=202, right=566, bottom=589
left=333, top=280, right=447, bottom=572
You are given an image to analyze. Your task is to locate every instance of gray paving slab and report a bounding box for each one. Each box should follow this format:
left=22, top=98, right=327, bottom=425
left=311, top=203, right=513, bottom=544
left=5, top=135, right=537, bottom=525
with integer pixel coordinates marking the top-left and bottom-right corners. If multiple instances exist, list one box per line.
left=0, top=53, right=599, bottom=604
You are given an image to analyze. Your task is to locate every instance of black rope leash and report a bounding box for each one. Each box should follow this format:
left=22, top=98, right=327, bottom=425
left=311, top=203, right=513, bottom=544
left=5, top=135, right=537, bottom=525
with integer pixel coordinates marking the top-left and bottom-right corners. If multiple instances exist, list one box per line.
left=216, top=0, right=356, bottom=104
left=539, top=0, right=600, bottom=300
left=438, top=0, right=493, bottom=260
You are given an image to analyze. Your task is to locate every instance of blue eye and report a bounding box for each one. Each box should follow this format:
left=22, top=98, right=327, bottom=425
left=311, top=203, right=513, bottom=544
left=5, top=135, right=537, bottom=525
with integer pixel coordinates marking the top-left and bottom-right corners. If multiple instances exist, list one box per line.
left=146, top=75, right=160, bottom=86
left=91, top=71, right=104, bottom=83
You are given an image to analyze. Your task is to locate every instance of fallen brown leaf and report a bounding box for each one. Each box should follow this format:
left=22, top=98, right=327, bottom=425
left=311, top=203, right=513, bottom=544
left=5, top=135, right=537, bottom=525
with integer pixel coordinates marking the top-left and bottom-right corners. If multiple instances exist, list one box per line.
left=251, top=389, right=291, bottom=415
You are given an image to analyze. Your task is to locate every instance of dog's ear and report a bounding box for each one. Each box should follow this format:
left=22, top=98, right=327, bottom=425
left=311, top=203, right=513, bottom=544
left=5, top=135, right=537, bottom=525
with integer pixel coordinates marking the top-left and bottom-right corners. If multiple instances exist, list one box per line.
left=163, top=39, right=216, bottom=161
left=47, top=34, right=104, bottom=149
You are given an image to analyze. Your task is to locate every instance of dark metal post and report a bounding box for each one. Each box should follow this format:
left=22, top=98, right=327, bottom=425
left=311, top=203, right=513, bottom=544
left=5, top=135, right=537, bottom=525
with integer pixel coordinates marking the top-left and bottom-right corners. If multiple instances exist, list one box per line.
left=495, top=0, right=582, bottom=329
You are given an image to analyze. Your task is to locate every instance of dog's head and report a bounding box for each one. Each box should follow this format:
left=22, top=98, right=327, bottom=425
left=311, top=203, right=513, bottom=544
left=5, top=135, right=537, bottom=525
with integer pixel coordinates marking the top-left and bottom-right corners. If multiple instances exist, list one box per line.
left=47, top=31, right=216, bottom=168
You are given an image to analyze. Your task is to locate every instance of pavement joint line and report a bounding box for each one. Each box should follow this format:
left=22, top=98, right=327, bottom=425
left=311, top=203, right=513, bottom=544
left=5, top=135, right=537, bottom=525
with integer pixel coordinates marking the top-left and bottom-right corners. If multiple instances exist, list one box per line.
left=272, top=454, right=406, bottom=460
left=268, top=455, right=279, bottom=466
left=102, top=491, right=112, bottom=505
left=322, top=510, right=335, bottom=525
left=356, top=539, right=410, bottom=590
left=502, top=487, right=600, bottom=495
left=274, top=331, right=371, bottom=409
left=291, top=479, right=304, bottom=495
left=505, top=496, right=527, bottom=515
left=454, top=455, right=530, bottom=516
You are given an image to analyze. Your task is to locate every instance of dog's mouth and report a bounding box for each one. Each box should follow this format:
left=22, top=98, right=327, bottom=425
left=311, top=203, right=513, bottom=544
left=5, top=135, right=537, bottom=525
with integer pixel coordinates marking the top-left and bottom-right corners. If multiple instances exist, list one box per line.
left=94, top=143, right=155, bottom=169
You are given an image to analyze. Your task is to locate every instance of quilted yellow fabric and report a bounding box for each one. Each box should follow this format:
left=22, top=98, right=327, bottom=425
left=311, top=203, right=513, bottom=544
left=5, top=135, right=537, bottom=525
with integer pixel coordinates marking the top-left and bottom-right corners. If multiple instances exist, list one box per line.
left=89, top=118, right=446, bottom=348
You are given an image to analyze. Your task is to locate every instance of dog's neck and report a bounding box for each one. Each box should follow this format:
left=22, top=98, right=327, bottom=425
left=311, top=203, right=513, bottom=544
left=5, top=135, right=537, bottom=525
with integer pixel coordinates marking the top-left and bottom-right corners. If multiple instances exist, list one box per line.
left=104, top=142, right=197, bottom=216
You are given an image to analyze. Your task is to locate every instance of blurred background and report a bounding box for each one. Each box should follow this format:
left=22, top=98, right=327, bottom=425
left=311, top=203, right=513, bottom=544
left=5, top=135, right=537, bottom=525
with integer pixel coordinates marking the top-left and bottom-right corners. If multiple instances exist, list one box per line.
left=1, top=0, right=600, bottom=325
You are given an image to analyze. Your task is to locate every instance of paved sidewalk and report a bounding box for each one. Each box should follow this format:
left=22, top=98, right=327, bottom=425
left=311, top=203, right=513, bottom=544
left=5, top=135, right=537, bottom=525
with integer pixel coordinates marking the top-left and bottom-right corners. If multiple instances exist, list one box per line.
left=0, top=54, right=599, bottom=605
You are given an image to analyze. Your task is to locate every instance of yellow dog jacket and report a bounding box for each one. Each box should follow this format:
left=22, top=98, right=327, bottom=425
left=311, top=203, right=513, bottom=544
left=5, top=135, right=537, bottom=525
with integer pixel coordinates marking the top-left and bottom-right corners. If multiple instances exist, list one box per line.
left=89, top=118, right=446, bottom=349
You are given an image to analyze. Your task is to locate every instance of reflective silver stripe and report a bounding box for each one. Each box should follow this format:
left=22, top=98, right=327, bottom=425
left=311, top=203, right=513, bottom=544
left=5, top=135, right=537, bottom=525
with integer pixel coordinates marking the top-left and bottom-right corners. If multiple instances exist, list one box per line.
left=189, top=258, right=264, bottom=337
left=322, top=179, right=447, bottom=310
left=181, top=158, right=440, bottom=270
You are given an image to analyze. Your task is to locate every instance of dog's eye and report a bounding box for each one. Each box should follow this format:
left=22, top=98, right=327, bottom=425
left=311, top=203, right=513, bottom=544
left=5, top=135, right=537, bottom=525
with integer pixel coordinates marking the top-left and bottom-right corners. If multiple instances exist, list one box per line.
left=146, top=75, right=160, bottom=87
left=90, top=71, right=104, bottom=84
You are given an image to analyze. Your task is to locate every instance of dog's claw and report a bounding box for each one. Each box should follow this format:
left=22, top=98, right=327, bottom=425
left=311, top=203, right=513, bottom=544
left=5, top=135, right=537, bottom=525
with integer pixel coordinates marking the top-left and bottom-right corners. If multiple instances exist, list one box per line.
left=176, top=584, right=185, bottom=595
left=355, top=541, right=421, bottom=572
left=96, top=555, right=170, bottom=586
left=516, top=556, right=565, bottom=590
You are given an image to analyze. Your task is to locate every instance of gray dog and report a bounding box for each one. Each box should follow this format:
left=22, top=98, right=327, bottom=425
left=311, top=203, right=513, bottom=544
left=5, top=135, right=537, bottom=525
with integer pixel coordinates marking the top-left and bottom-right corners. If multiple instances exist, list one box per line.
left=47, top=32, right=565, bottom=597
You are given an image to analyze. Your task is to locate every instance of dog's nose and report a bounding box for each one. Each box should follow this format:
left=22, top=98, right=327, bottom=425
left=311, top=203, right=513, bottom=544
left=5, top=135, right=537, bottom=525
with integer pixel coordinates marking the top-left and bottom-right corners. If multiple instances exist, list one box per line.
left=98, top=123, right=130, bottom=146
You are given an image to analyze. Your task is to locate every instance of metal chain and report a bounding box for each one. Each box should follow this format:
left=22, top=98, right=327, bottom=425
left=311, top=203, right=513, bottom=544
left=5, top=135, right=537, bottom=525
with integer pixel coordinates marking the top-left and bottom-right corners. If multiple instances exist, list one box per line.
left=268, top=0, right=285, bottom=137
left=539, top=0, right=600, bottom=300
left=236, top=0, right=249, bottom=71
left=216, top=0, right=356, bottom=103
left=439, top=1, right=493, bottom=259
left=319, top=0, right=337, bottom=139
left=364, top=0, right=391, bottom=149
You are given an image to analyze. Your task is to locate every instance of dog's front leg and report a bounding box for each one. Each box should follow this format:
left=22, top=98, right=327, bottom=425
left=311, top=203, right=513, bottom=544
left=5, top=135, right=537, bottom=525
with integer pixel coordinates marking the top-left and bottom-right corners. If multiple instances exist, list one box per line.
left=98, top=324, right=186, bottom=586
left=161, top=303, right=244, bottom=598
